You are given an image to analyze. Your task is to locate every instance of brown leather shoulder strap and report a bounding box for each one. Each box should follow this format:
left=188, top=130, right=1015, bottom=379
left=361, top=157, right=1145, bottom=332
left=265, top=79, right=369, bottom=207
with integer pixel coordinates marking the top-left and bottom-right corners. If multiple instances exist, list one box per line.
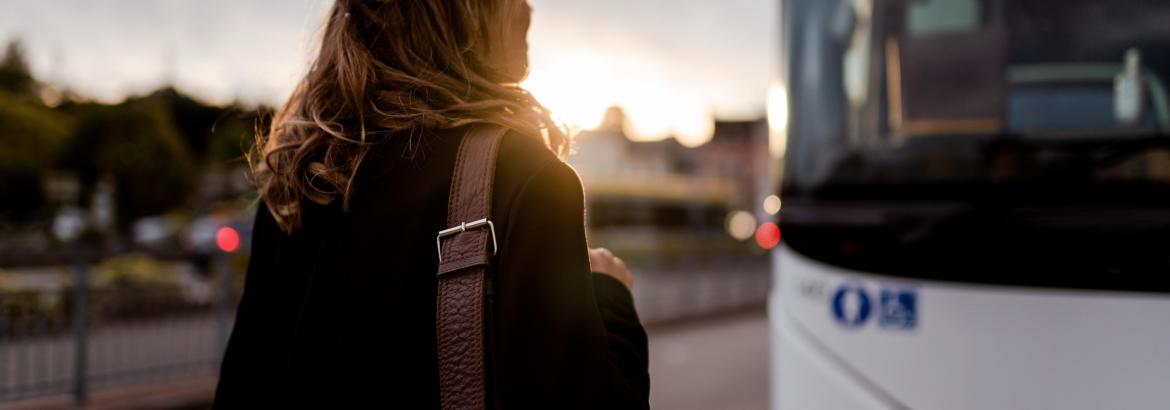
left=436, top=125, right=505, bottom=410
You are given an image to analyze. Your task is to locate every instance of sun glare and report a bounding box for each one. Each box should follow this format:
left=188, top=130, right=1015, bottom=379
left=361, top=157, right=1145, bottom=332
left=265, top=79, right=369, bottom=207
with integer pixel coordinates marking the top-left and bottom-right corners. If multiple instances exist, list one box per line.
left=523, top=51, right=715, bottom=146
left=522, top=52, right=613, bottom=131
left=766, top=82, right=789, bottom=156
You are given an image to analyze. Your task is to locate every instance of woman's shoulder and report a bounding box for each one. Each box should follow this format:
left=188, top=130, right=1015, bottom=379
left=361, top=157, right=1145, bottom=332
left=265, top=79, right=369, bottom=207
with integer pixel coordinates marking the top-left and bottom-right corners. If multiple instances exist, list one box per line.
left=492, top=128, right=585, bottom=220
left=496, top=128, right=560, bottom=171
left=495, top=128, right=582, bottom=195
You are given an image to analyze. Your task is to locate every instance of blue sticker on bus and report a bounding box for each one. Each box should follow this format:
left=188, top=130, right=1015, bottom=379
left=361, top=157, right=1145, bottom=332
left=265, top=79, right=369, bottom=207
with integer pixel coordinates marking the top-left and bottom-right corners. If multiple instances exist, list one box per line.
left=831, top=284, right=917, bottom=330
left=879, top=289, right=917, bottom=329
left=831, top=283, right=872, bottom=328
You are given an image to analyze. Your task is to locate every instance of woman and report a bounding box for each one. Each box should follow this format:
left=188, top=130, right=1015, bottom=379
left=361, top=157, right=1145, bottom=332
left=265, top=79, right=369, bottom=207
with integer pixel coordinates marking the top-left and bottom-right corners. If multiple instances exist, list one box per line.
left=214, top=0, right=650, bottom=408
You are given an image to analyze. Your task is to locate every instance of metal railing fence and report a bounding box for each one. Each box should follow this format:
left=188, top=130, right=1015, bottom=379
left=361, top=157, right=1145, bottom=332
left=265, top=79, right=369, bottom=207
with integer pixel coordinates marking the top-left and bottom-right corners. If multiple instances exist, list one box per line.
left=0, top=253, right=236, bottom=405
left=1, top=253, right=768, bottom=406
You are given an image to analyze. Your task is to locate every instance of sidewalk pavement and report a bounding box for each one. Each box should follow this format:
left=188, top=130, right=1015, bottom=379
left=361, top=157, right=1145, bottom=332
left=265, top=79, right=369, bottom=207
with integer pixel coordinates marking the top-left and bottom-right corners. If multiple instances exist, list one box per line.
left=0, top=377, right=215, bottom=410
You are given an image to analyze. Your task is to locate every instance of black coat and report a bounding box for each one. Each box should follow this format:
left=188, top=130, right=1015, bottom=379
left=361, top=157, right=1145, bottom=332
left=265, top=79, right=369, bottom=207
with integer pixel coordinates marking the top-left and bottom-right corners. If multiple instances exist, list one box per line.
left=214, top=127, right=650, bottom=409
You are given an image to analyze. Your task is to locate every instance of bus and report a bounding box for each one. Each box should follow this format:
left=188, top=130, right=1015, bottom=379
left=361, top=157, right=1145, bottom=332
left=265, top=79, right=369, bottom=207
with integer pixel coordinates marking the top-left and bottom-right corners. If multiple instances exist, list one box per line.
left=769, top=0, right=1170, bottom=408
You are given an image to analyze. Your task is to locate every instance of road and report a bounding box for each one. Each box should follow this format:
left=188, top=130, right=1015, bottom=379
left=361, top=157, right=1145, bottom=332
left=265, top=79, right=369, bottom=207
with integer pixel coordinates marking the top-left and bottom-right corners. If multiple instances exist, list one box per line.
left=648, top=309, right=770, bottom=410
left=2, top=261, right=772, bottom=406
left=2, top=309, right=773, bottom=408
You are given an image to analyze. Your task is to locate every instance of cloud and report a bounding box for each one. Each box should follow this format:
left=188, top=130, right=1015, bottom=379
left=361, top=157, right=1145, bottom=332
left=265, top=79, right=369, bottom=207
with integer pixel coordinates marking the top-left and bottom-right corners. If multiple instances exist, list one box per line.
left=529, top=0, right=775, bottom=118
left=1, top=0, right=329, bottom=104
left=0, top=0, right=773, bottom=116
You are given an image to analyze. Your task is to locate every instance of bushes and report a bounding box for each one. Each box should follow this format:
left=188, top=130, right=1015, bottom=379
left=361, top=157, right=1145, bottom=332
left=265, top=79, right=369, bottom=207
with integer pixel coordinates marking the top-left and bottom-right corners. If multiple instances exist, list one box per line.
left=89, top=253, right=193, bottom=320
left=0, top=255, right=207, bottom=335
left=0, top=268, right=68, bottom=334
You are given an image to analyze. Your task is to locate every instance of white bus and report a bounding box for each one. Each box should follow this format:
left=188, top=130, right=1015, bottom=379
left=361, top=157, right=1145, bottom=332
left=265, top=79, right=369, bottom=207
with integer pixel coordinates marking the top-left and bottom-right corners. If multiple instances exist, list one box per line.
left=769, top=0, right=1170, bottom=409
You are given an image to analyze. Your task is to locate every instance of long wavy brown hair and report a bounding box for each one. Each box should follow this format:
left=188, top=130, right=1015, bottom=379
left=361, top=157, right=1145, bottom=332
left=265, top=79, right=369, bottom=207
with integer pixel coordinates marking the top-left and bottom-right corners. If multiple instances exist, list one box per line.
left=251, top=0, right=567, bottom=232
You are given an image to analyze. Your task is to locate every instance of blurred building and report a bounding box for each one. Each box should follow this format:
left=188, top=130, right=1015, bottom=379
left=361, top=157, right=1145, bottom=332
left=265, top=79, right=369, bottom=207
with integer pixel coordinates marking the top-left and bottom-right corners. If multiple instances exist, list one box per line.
left=570, top=107, right=769, bottom=215
left=568, top=107, right=770, bottom=265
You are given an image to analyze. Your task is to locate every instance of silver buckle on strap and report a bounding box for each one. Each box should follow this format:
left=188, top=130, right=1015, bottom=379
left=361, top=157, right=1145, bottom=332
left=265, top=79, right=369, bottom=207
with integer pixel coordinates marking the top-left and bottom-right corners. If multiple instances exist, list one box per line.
left=436, top=218, right=498, bottom=262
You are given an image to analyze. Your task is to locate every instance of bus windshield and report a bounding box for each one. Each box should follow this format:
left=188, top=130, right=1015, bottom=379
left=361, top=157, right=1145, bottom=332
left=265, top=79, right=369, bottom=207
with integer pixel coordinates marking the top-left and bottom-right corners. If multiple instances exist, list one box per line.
left=781, top=0, right=1170, bottom=291
left=787, top=0, right=1170, bottom=194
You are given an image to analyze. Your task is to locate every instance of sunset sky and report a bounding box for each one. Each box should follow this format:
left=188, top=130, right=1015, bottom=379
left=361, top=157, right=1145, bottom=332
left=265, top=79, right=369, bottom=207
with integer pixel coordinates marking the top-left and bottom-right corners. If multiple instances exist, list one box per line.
left=0, top=0, right=776, bottom=146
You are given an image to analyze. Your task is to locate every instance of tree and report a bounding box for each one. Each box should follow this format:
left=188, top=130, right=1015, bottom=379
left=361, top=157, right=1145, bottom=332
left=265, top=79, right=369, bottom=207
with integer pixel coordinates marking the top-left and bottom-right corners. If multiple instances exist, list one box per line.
left=0, top=41, right=37, bottom=99
left=208, top=107, right=268, bottom=166
left=0, top=90, right=71, bottom=222
left=60, top=102, right=195, bottom=230
left=136, top=87, right=224, bottom=162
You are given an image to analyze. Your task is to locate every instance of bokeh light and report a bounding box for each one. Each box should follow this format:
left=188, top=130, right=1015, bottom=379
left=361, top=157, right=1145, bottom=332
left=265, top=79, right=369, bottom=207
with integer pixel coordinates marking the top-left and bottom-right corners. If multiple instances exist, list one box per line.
left=216, top=226, right=240, bottom=253
left=726, top=211, right=757, bottom=241
left=755, top=222, right=780, bottom=250
left=763, top=195, right=782, bottom=215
